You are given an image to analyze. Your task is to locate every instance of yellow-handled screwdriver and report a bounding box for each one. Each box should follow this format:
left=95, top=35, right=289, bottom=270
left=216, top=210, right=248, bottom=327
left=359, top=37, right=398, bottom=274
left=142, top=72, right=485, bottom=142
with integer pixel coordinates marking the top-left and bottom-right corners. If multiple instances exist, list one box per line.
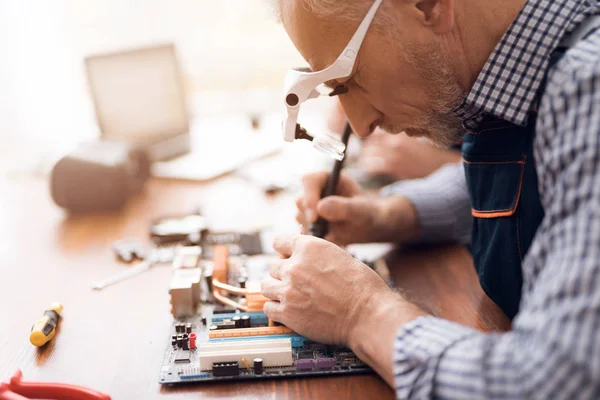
left=30, top=302, right=63, bottom=347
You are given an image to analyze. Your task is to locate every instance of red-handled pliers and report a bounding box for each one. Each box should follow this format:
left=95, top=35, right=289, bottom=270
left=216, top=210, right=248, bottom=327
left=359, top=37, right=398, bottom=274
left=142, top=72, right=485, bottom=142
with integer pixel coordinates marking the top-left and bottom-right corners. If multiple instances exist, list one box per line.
left=0, top=370, right=111, bottom=400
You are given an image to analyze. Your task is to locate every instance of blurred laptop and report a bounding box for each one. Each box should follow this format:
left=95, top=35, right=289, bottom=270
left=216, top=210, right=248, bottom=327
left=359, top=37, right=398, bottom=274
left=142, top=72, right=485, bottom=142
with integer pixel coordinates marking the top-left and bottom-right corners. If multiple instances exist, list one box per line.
left=85, top=43, right=282, bottom=181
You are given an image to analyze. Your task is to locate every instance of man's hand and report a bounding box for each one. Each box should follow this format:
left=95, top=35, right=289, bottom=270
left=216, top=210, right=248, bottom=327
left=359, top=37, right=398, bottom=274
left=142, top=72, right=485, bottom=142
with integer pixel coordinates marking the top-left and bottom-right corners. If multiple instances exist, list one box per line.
left=262, top=234, right=427, bottom=386
left=296, top=172, right=420, bottom=245
left=261, top=234, right=397, bottom=345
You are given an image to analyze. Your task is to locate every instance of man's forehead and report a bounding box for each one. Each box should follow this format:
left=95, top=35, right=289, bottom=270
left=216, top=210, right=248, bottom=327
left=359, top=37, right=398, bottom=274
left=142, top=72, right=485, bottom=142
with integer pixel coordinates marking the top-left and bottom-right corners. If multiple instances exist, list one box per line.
left=281, top=0, right=355, bottom=72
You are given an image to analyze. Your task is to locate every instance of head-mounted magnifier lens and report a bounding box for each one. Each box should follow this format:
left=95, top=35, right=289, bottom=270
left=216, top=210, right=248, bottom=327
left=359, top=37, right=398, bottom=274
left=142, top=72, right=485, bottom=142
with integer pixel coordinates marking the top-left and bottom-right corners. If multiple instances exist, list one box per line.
left=281, top=0, right=383, bottom=160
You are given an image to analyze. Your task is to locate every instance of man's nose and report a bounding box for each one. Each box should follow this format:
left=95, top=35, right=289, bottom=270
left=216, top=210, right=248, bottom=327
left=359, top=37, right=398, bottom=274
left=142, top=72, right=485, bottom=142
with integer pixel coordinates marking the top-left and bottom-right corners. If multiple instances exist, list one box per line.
left=339, top=93, right=381, bottom=138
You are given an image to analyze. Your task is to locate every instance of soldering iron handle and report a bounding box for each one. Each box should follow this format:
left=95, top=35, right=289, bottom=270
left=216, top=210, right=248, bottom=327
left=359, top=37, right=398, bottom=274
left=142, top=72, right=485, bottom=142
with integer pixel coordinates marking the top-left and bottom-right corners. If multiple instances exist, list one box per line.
left=310, top=123, right=352, bottom=239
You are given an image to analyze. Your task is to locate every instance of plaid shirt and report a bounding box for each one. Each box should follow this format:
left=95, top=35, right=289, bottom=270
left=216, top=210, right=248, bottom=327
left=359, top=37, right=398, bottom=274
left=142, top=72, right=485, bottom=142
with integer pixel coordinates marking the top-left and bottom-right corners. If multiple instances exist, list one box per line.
left=383, top=0, right=600, bottom=398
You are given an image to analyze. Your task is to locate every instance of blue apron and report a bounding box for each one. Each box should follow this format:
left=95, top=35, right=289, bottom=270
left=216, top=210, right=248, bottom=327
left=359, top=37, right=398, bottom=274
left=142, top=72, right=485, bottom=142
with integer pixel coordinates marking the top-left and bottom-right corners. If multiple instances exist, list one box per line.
left=462, top=115, right=544, bottom=320
left=461, top=15, right=600, bottom=320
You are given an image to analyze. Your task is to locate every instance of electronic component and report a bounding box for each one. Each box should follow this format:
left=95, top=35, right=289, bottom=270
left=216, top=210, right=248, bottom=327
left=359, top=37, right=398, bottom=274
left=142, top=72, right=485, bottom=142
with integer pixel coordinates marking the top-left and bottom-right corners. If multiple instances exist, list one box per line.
left=241, top=315, right=250, bottom=328
left=170, top=267, right=201, bottom=318
left=210, top=312, right=265, bottom=326
left=296, top=359, right=315, bottom=371
left=297, top=350, right=314, bottom=359
left=197, top=338, right=293, bottom=370
left=208, top=325, right=293, bottom=339
left=30, top=302, right=63, bottom=347
left=253, top=358, right=263, bottom=375
left=174, top=349, right=190, bottom=363
left=240, top=358, right=251, bottom=370
left=173, top=246, right=201, bottom=269
left=210, top=321, right=236, bottom=330
left=317, top=358, right=335, bottom=370
left=185, top=323, right=192, bottom=334
left=150, top=214, right=208, bottom=245
left=159, top=314, right=371, bottom=385
left=212, top=362, right=239, bottom=377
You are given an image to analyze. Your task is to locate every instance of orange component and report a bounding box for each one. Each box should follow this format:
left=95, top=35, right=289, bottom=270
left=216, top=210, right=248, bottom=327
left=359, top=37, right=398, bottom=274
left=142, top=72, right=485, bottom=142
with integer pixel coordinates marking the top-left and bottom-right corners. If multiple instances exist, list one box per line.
left=208, top=325, right=293, bottom=339
left=212, top=245, right=229, bottom=284
left=245, top=281, right=269, bottom=312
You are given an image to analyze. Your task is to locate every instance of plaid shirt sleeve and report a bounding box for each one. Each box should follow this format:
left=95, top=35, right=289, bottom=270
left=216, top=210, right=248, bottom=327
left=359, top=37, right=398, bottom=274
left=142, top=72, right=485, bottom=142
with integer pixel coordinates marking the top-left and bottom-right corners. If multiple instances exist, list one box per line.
left=380, top=163, right=472, bottom=245
left=392, top=34, right=600, bottom=399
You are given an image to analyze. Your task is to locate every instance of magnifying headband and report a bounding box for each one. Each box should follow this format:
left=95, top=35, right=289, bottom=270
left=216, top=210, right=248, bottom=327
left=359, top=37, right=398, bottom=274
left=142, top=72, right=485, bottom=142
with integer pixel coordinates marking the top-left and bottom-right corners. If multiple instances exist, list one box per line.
left=282, top=0, right=383, bottom=153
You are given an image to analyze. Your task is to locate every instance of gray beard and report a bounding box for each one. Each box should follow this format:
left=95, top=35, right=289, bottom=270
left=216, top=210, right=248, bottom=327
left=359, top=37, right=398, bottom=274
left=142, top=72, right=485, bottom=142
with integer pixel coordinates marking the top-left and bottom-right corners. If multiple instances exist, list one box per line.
left=385, top=41, right=467, bottom=148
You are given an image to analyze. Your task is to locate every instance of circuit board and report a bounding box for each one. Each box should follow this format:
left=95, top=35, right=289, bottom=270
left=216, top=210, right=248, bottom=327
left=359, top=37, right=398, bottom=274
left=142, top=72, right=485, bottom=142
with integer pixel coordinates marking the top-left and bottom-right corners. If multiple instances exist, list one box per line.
left=159, top=310, right=372, bottom=384
left=157, top=239, right=387, bottom=385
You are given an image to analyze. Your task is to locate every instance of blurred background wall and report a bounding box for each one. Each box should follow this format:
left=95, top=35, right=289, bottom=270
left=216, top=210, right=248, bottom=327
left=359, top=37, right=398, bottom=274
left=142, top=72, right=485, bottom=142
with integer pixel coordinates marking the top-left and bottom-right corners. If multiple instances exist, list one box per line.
left=0, top=0, right=307, bottom=172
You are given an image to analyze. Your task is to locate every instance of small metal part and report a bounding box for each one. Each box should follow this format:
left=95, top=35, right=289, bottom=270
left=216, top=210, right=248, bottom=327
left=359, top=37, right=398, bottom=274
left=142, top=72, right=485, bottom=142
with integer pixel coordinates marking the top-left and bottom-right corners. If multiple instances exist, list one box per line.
left=253, top=358, right=263, bottom=375
left=185, top=323, right=192, bottom=334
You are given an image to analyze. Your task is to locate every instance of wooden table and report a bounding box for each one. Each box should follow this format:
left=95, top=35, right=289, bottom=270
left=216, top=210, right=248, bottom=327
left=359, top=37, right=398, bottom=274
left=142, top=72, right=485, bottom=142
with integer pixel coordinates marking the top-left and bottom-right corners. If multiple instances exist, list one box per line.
left=0, top=176, right=510, bottom=399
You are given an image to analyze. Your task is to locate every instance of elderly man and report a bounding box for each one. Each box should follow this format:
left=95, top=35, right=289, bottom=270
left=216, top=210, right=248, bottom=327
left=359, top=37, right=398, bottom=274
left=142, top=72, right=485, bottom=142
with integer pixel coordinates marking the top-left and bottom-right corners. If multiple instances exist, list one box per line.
left=261, top=0, right=600, bottom=398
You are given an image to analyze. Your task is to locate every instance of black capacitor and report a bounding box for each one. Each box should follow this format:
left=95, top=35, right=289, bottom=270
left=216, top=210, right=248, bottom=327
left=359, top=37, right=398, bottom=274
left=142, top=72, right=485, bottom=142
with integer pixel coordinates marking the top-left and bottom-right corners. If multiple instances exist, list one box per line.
left=253, top=358, right=263, bottom=375
left=182, top=339, right=189, bottom=350
left=176, top=323, right=185, bottom=333
left=171, top=339, right=177, bottom=347
left=171, top=334, right=177, bottom=341
left=183, top=333, right=189, bottom=340
left=177, top=334, right=184, bottom=348
left=232, top=316, right=242, bottom=328
left=238, top=277, right=247, bottom=289
left=185, top=323, right=192, bottom=334
left=201, top=317, right=207, bottom=326
left=241, top=315, right=250, bottom=328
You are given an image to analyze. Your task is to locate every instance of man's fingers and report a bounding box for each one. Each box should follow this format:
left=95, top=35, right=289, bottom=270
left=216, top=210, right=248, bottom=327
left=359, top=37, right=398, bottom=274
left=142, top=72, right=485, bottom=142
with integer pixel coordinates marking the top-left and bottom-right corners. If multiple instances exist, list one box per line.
left=317, top=196, right=358, bottom=222
left=261, top=278, right=286, bottom=301
left=263, top=300, right=285, bottom=322
left=269, top=259, right=284, bottom=279
left=301, top=172, right=329, bottom=223
left=273, top=234, right=298, bottom=258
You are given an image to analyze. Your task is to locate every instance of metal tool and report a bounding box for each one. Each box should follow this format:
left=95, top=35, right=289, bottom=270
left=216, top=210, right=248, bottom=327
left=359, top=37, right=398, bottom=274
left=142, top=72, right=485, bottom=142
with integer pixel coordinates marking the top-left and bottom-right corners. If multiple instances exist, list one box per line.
left=92, top=246, right=175, bottom=290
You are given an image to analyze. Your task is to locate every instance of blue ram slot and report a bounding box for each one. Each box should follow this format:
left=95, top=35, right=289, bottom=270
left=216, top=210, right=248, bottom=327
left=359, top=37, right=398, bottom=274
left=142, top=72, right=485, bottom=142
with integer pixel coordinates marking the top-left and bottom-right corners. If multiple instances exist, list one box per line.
left=208, top=334, right=307, bottom=348
left=210, top=312, right=268, bottom=326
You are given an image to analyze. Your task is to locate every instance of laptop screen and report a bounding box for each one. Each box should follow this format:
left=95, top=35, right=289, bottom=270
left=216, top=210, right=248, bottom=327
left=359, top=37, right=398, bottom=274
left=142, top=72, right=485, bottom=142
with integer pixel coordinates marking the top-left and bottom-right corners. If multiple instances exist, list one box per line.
left=85, top=44, right=189, bottom=147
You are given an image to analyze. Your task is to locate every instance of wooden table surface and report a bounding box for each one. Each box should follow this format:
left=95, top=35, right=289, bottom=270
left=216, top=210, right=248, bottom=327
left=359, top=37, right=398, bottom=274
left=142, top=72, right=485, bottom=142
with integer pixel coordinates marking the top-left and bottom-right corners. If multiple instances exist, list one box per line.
left=0, top=175, right=510, bottom=399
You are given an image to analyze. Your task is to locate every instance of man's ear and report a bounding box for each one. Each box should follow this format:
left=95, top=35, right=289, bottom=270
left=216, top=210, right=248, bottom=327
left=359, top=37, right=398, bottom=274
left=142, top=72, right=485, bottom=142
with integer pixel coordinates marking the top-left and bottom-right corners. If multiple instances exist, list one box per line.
left=414, top=0, right=454, bottom=33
